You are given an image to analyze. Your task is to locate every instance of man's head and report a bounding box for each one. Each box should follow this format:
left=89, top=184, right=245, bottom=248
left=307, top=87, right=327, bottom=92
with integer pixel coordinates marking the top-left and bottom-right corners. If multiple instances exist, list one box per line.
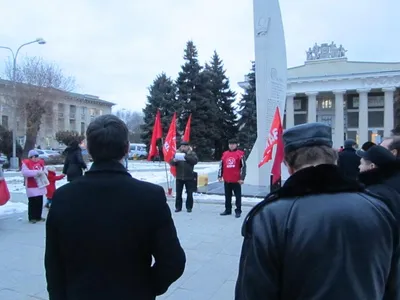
left=179, top=141, right=190, bottom=152
left=344, top=139, right=357, bottom=149
left=228, top=139, right=238, bottom=151
left=86, top=114, right=129, bottom=162
left=380, top=136, right=400, bottom=157
left=283, top=122, right=337, bottom=175
left=356, top=145, right=396, bottom=173
left=28, top=150, right=40, bottom=162
left=361, top=141, right=376, bottom=151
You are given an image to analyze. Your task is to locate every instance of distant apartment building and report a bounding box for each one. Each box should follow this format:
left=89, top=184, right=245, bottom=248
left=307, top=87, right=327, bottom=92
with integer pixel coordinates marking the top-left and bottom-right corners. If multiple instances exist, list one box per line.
left=0, top=79, right=114, bottom=149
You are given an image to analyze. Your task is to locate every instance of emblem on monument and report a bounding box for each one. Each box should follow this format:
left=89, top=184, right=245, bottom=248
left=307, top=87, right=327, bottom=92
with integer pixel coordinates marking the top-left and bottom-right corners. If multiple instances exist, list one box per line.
left=306, top=42, right=347, bottom=61
left=255, top=17, right=270, bottom=37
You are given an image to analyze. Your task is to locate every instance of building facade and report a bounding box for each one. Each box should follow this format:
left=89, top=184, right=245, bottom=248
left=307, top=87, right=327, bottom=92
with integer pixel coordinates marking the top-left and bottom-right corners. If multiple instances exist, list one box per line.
left=0, top=79, right=114, bottom=148
left=239, top=42, right=400, bottom=148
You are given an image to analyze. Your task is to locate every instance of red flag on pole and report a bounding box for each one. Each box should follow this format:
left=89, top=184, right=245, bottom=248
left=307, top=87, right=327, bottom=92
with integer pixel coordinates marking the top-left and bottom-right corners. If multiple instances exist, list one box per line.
left=258, top=107, right=283, bottom=168
left=183, top=114, right=192, bottom=142
left=163, top=113, right=177, bottom=176
left=147, top=110, right=163, bottom=161
left=271, top=116, right=284, bottom=184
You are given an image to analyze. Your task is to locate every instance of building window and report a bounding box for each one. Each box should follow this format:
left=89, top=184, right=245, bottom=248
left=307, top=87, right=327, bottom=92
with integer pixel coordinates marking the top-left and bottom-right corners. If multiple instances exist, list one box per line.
left=321, top=99, right=333, bottom=109
left=368, top=111, right=384, bottom=128
left=294, top=114, right=307, bottom=125
left=99, top=109, right=103, bottom=115
left=81, top=122, right=85, bottom=135
left=89, top=108, right=96, bottom=116
left=1, top=115, right=8, bottom=129
left=347, top=112, right=359, bottom=128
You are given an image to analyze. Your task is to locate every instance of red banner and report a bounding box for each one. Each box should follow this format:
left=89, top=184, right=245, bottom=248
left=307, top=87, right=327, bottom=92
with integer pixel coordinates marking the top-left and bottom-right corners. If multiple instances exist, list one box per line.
left=147, top=110, right=163, bottom=161
left=183, top=114, right=192, bottom=142
left=163, top=113, right=177, bottom=176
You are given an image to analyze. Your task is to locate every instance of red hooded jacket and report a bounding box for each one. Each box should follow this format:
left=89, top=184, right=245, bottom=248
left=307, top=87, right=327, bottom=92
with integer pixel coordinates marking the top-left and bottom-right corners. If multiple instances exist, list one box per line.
left=46, top=171, right=65, bottom=199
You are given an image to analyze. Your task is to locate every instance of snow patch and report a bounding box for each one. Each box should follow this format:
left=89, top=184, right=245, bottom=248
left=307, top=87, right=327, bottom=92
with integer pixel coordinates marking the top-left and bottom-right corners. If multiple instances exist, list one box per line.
left=0, top=202, right=28, bottom=216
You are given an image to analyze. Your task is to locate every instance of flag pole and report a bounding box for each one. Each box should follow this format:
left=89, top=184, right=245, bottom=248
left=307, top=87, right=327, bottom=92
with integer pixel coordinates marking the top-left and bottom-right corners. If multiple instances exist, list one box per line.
left=161, top=138, right=170, bottom=193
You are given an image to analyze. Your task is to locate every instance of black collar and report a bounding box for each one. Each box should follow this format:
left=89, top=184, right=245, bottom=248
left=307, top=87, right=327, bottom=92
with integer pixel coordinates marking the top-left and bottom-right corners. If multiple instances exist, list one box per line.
left=86, top=160, right=130, bottom=176
left=242, top=164, right=365, bottom=238
left=277, top=164, right=364, bottom=197
left=358, top=162, right=400, bottom=186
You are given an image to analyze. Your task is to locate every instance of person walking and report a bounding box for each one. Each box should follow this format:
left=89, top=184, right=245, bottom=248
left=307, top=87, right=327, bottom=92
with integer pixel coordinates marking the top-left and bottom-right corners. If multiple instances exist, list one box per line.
left=21, top=150, right=47, bottom=223
left=45, top=115, right=185, bottom=300
left=337, top=139, right=360, bottom=180
left=235, top=123, right=400, bottom=300
left=218, top=139, right=246, bottom=218
left=170, top=141, right=198, bottom=213
left=62, top=140, right=87, bottom=182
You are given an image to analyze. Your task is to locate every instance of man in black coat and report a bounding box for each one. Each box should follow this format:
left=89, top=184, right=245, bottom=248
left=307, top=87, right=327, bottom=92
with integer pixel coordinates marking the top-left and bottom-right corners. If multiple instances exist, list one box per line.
left=235, top=122, right=400, bottom=300
left=357, top=145, right=400, bottom=220
left=170, top=141, right=198, bottom=213
left=45, top=115, right=186, bottom=300
left=337, top=139, right=360, bottom=179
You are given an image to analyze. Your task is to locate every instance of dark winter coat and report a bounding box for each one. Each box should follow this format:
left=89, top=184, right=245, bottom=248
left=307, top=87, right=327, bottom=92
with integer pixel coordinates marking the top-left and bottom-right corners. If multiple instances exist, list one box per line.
left=337, top=147, right=361, bottom=180
left=45, top=160, right=186, bottom=300
left=62, top=145, right=87, bottom=182
left=169, top=150, right=198, bottom=180
left=235, top=164, right=400, bottom=300
left=358, top=162, right=400, bottom=223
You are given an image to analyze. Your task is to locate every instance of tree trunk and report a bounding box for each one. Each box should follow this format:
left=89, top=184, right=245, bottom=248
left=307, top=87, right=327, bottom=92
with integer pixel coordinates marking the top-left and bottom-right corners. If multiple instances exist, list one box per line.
left=23, top=100, right=44, bottom=157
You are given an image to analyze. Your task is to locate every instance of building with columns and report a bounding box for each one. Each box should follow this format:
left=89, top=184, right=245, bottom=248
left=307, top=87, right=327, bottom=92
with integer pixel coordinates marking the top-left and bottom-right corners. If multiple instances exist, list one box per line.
left=0, top=79, right=114, bottom=148
left=239, top=42, right=400, bottom=148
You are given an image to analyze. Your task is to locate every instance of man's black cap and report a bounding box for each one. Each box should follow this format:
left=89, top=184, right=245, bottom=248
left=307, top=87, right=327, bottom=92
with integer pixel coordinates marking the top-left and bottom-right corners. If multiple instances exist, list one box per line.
left=228, top=139, right=238, bottom=144
left=356, top=145, right=396, bottom=167
left=344, top=139, right=357, bottom=148
left=283, top=122, right=332, bottom=153
left=180, top=141, right=189, bottom=146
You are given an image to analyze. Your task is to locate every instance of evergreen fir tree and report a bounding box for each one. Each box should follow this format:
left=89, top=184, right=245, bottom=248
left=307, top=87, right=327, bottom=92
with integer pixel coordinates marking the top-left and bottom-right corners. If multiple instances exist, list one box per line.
left=176, top=41, right=218, bottom=161
left=237, top=62, right=257, bottom=157
left=141, top=73, right=178, bottom=154
left=205, top=51, right=238, bottom=160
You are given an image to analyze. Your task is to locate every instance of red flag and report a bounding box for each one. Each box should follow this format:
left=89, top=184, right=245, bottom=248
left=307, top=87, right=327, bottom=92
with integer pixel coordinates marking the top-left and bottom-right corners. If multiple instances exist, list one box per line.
left=258, top=107, right=283, bottom=168
left=183, top=114, right=192, bottom=142
left=271, top=118, right=284, bottom=184
left=147, top=110, right=163, bottom=161
left=163, top=113, right=177, bottom=176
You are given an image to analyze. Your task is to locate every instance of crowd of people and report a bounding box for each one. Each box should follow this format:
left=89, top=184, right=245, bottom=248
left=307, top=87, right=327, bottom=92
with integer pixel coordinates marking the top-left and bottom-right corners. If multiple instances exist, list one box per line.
left=3, top=114, right=400, bottom=299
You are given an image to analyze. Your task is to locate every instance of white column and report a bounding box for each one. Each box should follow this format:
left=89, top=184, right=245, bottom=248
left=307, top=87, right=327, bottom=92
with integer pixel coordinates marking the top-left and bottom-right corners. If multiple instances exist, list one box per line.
left=306, top=92, right=318, bottom=122
left=76, top=105, right=82, bottom=133
left=383, top=87, right=396, bottom=137
left=357, top=88, right=370, bottom=144
left=285, top=93, right=295, bottom=128
left=64, top=103, right=70, bottom=131
left=333, top=90, right=346, bottom=148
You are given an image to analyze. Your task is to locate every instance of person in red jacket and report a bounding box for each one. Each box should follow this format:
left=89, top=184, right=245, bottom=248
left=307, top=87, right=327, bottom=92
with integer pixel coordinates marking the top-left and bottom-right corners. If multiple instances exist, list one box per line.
left=45, top=166, right=65, bottom=208
left=218, top=139, right=246, bottom=218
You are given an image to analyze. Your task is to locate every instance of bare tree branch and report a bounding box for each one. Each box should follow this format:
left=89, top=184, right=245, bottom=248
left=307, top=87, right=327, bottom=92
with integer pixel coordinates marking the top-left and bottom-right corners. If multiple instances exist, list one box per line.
left=3, top=56, right=76, bottom=157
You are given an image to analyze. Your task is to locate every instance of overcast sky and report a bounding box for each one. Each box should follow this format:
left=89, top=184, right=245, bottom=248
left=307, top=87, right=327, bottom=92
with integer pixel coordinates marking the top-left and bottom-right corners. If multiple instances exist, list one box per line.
left=0, top=0, right=398, bottom=112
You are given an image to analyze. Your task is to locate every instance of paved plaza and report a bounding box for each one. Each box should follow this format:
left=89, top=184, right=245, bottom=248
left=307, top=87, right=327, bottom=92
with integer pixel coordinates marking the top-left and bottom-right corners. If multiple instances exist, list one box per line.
left=0, top=200, right=251, bottom=300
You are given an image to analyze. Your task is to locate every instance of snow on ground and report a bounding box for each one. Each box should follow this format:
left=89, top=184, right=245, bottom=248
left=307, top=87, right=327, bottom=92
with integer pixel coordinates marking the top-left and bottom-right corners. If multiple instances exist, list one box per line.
left=192, top=192, right=261, bottom=204
left=4, top=161, right=220, bottom=194
left=0, top=201, right=28, bottom=217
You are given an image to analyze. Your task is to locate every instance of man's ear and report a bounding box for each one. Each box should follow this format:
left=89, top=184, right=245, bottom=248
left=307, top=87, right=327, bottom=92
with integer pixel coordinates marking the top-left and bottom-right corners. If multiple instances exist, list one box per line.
left=392, top=149, right=398, bottom=157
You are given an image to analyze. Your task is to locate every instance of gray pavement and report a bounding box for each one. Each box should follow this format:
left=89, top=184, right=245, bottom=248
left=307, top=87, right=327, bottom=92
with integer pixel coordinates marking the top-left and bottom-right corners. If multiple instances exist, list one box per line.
left=0, top=201, right=250, bottom=300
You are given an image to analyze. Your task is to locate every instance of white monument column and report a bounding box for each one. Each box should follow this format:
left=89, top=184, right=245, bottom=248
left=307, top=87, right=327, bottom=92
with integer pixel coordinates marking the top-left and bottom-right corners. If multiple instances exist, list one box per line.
left=383, top=87, right=396, bottom=137
left=306, top=92, right=317, bottom=122
left=357, top=88, right=370, bottom=144
left=285, top=93, right=295, bottom=129
left=333, top=90, right=346, bottom=148
left=245, top=0, right=287, bottom=186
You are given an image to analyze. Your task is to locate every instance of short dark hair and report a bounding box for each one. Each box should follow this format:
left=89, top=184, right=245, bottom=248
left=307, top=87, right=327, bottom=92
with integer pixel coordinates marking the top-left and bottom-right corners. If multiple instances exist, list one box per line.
left=361, top=141, right=376, bottom=151
left=284, top=145, right=338, bottom=170
left=86, top=114, right=129, bottom=162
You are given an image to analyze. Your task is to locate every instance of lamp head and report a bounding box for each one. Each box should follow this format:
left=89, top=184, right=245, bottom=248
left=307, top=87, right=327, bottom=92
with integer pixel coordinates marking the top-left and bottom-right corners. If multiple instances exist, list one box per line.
left=36, top=38, right=46, bottom=45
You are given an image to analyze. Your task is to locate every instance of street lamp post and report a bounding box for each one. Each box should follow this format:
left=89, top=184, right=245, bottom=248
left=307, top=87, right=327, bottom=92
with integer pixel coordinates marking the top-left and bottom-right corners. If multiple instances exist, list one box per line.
left=0, top=38, right=46, bottom=170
